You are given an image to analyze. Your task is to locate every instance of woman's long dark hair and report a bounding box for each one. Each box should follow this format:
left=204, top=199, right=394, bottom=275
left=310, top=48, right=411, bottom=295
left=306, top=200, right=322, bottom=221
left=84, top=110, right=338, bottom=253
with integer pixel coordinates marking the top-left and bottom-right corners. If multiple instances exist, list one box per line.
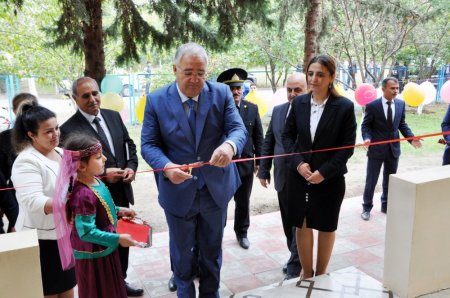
left=306, top=54, right=340, bottom=98
left=12, top=102, right=56, bottom=153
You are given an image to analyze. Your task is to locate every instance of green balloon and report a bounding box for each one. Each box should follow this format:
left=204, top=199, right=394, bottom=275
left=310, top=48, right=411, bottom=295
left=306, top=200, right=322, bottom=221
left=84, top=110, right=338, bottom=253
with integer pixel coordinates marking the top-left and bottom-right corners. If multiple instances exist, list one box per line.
left=101, top=75, right=123, bottom=93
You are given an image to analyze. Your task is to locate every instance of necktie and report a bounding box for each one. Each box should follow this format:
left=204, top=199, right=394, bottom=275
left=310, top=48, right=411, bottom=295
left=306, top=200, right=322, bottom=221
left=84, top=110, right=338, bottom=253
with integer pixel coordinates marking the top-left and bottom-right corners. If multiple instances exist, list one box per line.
left=92, top=117, right=111, bottom=152
left=186, top=98, right=196, bottom=136
left=387, top=101, right=393, bottom=129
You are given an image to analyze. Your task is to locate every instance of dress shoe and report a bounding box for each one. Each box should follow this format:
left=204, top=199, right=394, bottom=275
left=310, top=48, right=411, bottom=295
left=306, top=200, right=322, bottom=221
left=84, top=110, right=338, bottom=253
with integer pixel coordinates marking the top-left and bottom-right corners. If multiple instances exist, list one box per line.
left=381, top=207, right=387, bottom=214
left=168, top=274, right=177, bottom=292
left=237, top=236, right=250, bottom=249
left=361, top=211, right=370, bottom=221
left=125, top=282, right=144, bottom=297
left=282, top=263, right=288, bottom=274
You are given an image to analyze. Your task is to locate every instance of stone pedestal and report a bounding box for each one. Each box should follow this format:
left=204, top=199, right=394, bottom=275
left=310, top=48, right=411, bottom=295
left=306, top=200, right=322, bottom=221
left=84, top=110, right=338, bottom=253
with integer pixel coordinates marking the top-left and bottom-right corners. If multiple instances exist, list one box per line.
left=383, top=166, right=450, bottom=297
left=0, top=229, right=43, bottom=297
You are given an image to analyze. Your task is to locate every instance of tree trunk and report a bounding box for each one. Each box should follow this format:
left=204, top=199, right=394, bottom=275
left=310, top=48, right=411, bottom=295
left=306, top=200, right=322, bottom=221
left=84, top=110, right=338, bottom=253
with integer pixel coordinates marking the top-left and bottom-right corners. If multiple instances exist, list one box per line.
left=83, top=0, right=105, bottom=85
left=303, top=0, right=321, bottom=71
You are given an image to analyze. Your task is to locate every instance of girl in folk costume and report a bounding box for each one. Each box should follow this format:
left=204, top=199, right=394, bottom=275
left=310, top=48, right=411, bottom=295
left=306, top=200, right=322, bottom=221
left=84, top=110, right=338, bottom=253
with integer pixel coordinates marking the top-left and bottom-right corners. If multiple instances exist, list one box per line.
left=53, top=134, right=138, bottom=298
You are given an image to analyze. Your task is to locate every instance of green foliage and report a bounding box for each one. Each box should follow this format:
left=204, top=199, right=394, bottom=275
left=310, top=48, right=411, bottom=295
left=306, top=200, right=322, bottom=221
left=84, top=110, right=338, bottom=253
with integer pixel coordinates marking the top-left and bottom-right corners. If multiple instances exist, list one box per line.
left=0, top=0, right=84, bottom=83
left=46, top=0, right=273, bottom=68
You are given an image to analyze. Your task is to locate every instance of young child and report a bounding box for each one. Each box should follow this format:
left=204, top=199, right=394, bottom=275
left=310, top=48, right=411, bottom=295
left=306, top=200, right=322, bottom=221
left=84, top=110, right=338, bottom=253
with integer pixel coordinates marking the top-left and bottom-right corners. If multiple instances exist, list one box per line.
left=53, top=133, right=137, bottom=298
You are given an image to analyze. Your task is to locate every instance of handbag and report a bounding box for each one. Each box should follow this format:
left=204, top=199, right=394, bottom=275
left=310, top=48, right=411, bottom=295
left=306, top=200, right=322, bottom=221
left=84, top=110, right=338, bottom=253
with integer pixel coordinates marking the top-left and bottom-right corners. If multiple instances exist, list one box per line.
left=116, top=217, right=152, bottom=248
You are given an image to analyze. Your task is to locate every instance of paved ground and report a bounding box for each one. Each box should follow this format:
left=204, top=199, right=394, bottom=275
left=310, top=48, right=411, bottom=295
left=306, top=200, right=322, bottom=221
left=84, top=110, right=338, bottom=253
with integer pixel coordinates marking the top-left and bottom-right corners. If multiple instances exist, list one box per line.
left=123, top=194, right=388, bottom=297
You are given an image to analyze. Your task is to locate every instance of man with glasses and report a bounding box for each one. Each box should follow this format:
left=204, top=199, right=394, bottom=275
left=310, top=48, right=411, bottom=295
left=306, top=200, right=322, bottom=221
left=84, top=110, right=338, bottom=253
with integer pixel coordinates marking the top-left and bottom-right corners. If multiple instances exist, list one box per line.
left=141, top=43, right=247, bottom=297
left=60, top=77, right=142, bottom=296
left=217, top=68, right=264, bottom=250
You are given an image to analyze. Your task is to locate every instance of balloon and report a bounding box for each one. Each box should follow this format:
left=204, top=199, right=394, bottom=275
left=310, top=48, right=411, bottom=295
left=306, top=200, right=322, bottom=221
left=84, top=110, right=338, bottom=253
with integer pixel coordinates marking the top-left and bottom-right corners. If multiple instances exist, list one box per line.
left=402, top=82, right=425, bottom=107
left=334, top=84, right=346, bottom=97
left=440, top=80, right=450, bottom=104
left=271, top=88, right=287, bottom=107
left=120, top=103, right=130, bottom=122
left=136, top=94, right=147, bottom=123
left=100, top=75, right=123, bottom=94
left=245, top=90, right=268, bottom=117
left=101, top=92, right=124, bottom=112
left=376, top=87, right=383, bottom=98
left=354, top=83, right=377, bottom=106
left=419, top=81, right=436, bottom=105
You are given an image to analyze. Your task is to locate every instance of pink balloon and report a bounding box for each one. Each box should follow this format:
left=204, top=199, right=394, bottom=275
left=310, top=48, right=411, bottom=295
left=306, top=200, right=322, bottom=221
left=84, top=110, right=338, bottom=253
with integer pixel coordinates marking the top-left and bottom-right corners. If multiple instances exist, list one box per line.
left=272, top=88, right=288, bottom=107
left=120, top=104, right=130, bottom=122
left=440, top=80, right=450, bottom=104
left=354, top=83, right=377, bottom=106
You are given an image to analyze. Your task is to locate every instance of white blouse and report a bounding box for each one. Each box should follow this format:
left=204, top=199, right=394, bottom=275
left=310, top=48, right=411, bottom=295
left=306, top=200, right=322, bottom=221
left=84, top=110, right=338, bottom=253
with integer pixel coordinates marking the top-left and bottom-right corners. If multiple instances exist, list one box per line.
left=310, top=96, right=328, bottom=142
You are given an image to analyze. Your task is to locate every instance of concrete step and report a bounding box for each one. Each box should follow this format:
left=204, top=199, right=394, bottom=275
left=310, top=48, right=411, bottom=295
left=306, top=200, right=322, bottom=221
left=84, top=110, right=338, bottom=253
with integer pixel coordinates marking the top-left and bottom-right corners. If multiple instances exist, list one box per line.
left=232, top=266, right=397, bottom=298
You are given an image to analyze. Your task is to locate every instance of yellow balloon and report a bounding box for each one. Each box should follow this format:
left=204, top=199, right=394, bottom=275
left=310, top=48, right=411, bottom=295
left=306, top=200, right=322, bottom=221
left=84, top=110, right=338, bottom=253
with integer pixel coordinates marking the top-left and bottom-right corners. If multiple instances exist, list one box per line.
left=334, top=84, right=346, bottom=96
left=245, top=90, right=268, bottom=117
left=402, top=82, right=425, bottom=107
left=101, top=92, right=124, bottom=112
left=135, top=94, right=147, bottom=123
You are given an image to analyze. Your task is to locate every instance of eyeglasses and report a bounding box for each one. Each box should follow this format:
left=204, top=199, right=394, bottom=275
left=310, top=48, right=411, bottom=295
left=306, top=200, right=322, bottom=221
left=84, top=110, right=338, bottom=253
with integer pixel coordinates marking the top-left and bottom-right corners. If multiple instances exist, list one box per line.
left=177, top=66, right=207, bottom=79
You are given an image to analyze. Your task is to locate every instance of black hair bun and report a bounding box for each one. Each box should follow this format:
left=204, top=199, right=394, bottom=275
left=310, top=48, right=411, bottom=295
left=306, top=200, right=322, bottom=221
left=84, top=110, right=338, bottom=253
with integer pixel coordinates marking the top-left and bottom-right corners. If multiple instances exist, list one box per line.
left=20, top=101, right=38, bottom=113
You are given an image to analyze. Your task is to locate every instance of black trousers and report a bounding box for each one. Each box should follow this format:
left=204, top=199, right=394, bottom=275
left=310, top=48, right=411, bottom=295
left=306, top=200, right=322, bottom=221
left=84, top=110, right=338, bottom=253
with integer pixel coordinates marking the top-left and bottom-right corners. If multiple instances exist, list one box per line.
left=278, top=186, right=301, bottom=275
left=234, top=174, right=254, bottom=238
left=362, top=155, right=399, bottom=212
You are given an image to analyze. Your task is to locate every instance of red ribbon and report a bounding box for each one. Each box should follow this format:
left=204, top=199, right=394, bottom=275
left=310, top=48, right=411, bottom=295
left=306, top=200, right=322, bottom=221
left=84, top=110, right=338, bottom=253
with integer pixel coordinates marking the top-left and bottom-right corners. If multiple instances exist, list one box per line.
left=1, top=131, right=449, bottom=192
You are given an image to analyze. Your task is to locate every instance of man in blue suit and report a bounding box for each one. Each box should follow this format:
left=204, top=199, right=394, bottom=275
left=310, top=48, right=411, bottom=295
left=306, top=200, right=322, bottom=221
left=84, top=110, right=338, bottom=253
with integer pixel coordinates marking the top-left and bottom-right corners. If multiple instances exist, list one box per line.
left=441, top=105, right=450, bottom=165
left=361, top=77, right=422, bottom=221
left=141, top=42, right=247, bottom=297
left=258, top=72, right=306, bottom=279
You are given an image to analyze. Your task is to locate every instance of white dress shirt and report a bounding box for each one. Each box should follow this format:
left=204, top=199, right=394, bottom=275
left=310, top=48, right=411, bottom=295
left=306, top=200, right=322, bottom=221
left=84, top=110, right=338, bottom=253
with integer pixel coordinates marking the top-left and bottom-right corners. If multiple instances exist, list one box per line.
left=382, top=97, right=395, bottom=123
left=175, top=84, right=237, bottom=155
left=78, top=108, right=115, bottom=156
left=310, top=95, right=328, bottom=142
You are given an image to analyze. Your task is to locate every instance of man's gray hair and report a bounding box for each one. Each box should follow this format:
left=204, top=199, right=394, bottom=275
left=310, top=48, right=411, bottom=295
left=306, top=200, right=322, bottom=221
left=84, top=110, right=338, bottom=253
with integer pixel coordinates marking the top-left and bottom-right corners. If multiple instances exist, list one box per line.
left=72, top=77, right=97, bottom=96
left=174, top=43, right=208, bottom=66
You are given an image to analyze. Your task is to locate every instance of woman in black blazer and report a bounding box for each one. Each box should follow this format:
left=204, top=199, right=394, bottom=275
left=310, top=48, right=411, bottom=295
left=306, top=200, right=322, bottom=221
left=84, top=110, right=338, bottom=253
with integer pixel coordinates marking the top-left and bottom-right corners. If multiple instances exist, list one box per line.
left=282, top=55, right=357, bottom=279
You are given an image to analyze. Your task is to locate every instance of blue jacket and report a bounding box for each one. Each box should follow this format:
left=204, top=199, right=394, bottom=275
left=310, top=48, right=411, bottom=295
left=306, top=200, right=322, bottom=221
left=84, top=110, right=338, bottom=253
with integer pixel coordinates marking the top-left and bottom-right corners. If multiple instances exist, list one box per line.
left=141, top=81, right=247, bottom=217
left=441, top=105, right=450, bottom=165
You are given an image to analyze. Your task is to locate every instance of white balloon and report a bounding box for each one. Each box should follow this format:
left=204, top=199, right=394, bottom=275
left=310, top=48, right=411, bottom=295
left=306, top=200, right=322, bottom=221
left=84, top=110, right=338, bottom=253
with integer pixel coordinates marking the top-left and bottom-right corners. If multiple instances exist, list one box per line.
left=419, top=81, right=437, bottom=105
left=376, top=87, right=383, bottom=98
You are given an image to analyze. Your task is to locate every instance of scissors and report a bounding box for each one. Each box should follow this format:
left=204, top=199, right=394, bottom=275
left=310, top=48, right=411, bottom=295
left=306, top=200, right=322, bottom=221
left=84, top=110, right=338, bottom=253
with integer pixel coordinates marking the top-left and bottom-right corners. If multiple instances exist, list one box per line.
left=180, top=161, right=205, bottom=175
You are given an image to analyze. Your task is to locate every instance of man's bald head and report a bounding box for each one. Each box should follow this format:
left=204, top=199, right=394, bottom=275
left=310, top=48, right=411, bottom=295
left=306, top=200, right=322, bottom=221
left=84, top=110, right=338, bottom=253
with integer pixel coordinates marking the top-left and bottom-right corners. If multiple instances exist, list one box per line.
left=286, top=72, right=307, bottom=103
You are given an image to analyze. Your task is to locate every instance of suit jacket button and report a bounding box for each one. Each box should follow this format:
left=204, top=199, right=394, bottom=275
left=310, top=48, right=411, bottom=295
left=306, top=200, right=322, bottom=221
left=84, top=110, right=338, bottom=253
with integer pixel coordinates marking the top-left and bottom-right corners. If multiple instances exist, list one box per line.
left=197, top=156, right=201, bottom=161
left=193, top=176, right=198, bottom=180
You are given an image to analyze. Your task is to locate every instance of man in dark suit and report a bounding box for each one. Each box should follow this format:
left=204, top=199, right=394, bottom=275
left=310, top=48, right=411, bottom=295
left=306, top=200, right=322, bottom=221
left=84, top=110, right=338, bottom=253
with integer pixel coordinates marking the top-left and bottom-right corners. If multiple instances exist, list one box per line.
left=441, top=105, right=450, bottom=165
left=258, top=72, right=306, bottom=279
left=60, top=77, right=143, bottom=296
left=141, top=43, right=247, bottom=297
left=217, top=68, right=264, bottom=250
left=361, top=77, right=422, bottom=221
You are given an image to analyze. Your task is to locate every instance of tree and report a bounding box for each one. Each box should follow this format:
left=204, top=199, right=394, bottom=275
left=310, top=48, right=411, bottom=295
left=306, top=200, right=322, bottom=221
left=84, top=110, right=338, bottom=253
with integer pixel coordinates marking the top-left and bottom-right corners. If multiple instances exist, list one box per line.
left=0, top=0, right=83, bottom=84
left=333, top=0, right=440, bottom=87
left=395, top=2, right=450, bottom=80
left=2, top=0, right=272, bottom=84
left=302, top=0, right=322, bottom=70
